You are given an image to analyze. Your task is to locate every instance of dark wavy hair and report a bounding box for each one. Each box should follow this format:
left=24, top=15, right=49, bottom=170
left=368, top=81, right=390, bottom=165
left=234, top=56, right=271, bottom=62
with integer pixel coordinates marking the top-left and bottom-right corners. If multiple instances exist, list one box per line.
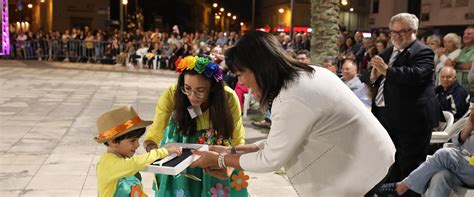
left=174, top=69, right=234, bottom=139
left=225, top=31, right=314, bottom=106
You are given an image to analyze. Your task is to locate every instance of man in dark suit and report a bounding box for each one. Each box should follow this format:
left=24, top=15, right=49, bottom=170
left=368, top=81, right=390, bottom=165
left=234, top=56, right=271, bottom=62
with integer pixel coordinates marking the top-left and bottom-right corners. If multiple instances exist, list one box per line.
left=362, top=13, right=440, bottom=197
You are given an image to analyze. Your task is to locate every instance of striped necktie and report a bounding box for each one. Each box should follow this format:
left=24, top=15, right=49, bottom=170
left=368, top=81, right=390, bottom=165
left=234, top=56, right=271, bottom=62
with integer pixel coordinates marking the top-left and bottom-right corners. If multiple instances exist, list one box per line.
left=374, top=49, right=401, bottom=107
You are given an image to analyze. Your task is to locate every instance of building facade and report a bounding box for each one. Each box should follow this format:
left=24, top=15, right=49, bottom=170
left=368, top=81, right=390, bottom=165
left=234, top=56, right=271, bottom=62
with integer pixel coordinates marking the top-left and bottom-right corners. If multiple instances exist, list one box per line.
left=369, top=0, right=473, bottom=35
left=255, top=0, right=370, bottom=33
left=8, top=0, right=109, bottom=32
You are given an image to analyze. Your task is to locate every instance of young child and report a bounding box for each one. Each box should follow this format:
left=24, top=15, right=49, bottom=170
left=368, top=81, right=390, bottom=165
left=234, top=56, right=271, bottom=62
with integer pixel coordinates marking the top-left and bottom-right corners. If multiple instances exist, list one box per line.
left=95, top=105, right=182, bottom=197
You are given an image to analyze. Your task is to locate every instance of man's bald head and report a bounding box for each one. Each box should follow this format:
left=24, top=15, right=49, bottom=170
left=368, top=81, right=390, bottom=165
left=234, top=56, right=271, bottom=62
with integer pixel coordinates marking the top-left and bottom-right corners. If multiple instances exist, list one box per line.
left=439, top=66, right=457, bottom=90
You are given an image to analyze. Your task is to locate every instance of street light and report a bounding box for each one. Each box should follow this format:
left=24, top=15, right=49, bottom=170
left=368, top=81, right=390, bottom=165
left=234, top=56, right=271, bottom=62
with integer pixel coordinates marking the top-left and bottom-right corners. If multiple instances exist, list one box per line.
left=120, top=0, right=129, bottom=53
left=227, top=12, right=231, bottom=17
left=348, top=8, right=354, bottom=32
left=40, top=0, right=45, bottom=3
left=213, top=3, right=218, bottom=8
left=27, top=3, right=33, bottom=8
left=232, top=16, right=237, bottom=20
left=220, top=8, right=224, bottom=12
left=240, top=22, right=244, bottom=26
left=341, top=0, right=348, bottom=6
left=278, top=8, right=284, bottom=26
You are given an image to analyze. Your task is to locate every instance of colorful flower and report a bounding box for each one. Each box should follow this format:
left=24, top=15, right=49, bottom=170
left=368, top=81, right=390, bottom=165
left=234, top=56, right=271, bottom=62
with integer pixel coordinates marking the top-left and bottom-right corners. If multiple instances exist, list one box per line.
left=207, top=129, right=214, bottom=138
left=175, top=55, right=223, bottom=82
left=230, top=171, right=249, bottom=191
left=216, top=135, right=224, bottom=145
left=195, top=57, right=209, bottom=73
left=185, top=56, right=198, bottom=70
left=203, top=62, right=219, bottom=78
left=214, top=67, right=223, bottom=82
left=210, top=183, right=230, bottom=197
left=197, top=134, right=206, bottom=144
left=176, top=57, right=188, bottom=73
left=130, top=184, right=143, bottom=197
left=223, top=140, right=231, bottom=146
left=174, top=188, right=185, bottom=197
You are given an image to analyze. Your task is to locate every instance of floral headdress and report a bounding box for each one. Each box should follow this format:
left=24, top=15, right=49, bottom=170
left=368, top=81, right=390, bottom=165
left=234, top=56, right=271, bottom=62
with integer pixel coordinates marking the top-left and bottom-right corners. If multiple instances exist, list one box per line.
left=175, top=55, right=223, bottom=82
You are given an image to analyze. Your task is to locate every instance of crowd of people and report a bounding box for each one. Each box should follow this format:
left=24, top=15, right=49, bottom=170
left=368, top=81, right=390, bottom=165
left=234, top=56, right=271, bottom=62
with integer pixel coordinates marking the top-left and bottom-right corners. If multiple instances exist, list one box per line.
left=7, top=27, right=311, bottom=69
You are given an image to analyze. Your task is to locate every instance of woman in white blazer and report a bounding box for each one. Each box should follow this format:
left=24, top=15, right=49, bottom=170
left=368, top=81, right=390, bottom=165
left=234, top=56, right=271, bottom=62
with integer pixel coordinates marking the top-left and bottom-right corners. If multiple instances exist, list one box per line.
left=191, top=31, right=396, bottom=196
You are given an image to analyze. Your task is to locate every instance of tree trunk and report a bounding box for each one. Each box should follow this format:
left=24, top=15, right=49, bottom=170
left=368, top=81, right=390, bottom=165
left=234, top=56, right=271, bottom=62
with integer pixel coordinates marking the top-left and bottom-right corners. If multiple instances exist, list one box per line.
left=310, top=0, right=341, bottom=64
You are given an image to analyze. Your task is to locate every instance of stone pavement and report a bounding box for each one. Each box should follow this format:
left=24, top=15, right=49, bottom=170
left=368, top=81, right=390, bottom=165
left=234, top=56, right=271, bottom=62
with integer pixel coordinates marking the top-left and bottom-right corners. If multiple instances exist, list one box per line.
left=0, top=60, right=297, bottom=197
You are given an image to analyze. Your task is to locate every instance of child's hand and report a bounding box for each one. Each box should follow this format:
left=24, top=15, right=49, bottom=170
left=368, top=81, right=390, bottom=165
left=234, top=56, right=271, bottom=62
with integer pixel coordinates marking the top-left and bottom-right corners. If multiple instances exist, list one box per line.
left=166, top=146, right=183, bottom=156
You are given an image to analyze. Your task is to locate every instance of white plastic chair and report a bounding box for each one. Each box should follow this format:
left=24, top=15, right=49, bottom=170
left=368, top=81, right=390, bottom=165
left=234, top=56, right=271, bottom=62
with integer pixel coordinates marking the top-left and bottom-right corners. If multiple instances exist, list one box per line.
left=431, top=111, right=458, bottom=144
left=152, top=55, right=161, bottom=70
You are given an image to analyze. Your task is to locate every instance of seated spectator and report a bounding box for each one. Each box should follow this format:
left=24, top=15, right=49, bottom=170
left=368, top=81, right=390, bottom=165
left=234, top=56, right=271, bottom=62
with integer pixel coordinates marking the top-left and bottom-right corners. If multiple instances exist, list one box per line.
left=341, top=60, right=371, bottom=107
left=215, top=32, right=228, bottom=47
left=116, top=41, right=135, bottom=66
left=337, top=36, right=357, bottom=63
left=435, top=33, right=462, bottom=84
left=322, top=56, right=338, bottom=75
left=435, top=66, right=470, bottom=120
left=447, top=26, right=474, bottom=70
left=375, top=39, right=387, bottom=55
left=378, top=105, right=474, bottom=196
left=296, top=50, right=311, bottom=64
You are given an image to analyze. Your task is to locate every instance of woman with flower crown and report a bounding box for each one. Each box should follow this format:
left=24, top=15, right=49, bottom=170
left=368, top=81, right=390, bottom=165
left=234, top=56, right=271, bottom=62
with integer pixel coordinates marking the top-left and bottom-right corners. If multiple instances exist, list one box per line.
left=143, top=55, right=248, bottom=197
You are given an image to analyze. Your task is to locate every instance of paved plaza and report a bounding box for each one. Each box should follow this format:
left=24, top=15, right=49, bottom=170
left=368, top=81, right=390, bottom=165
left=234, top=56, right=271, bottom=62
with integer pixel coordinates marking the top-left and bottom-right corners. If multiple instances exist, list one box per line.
left=0, top=60, right=297, bottom=197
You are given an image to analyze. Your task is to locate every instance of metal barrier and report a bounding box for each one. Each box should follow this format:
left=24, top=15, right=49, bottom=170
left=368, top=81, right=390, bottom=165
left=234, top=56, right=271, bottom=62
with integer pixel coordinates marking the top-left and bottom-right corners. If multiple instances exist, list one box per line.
left=7, top=39, right=180, bottom=70
left=10, top=40, right=122, bottom=63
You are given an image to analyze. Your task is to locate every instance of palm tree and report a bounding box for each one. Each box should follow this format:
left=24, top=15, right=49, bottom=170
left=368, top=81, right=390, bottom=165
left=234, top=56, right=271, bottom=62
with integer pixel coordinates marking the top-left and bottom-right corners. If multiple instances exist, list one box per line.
left=310, top=0, right=341, bottom=64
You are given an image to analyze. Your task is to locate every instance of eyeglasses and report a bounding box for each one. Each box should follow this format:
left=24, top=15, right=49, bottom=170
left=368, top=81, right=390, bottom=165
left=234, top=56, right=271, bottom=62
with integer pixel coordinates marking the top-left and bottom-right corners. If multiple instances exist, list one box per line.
left=390, top=29, right=412, bottom=36
left=439, top=75, right=455, bottom=80
left=180, top=86, right=207, bottom=99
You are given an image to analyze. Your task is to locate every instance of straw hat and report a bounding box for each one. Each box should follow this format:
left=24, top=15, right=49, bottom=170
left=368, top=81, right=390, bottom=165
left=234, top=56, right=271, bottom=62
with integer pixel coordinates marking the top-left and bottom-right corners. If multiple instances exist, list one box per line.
left=94, top=106, right=152, bottom=143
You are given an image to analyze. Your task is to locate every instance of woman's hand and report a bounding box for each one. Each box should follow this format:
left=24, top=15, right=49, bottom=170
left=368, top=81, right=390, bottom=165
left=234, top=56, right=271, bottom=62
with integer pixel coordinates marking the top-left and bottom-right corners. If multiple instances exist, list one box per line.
left=144, top=140, right=158, bottom=152
left=203, top=167, right=233, bottom=180
left=190, top=150, right=219, bottom=168
left=209, top=145, right=231, bottom=153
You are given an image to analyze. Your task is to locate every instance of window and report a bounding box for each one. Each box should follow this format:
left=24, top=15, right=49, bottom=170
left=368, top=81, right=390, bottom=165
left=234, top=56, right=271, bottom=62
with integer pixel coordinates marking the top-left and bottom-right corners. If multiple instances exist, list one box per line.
left=372, top=0, right=379, bottom=14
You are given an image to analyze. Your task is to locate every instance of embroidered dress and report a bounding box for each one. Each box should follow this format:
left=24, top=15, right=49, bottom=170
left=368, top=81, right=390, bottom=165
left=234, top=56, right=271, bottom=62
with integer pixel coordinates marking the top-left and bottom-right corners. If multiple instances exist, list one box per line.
left=114, top=173, right=146, bottom=197
left=154, top=118, right=248, bottom=197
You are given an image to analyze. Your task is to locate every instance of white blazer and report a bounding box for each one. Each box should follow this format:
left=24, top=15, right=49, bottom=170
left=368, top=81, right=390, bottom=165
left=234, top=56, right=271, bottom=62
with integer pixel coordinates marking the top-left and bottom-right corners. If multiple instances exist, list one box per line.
left=240, top=67, right=395, bottom=196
